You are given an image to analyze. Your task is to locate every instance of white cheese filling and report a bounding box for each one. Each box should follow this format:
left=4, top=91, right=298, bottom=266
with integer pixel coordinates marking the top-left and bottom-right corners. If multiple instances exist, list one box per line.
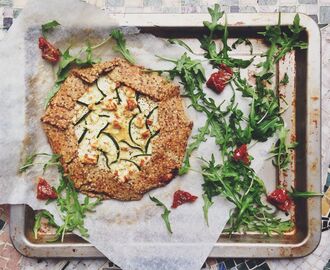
left=73, top=75, right=159, bottom=181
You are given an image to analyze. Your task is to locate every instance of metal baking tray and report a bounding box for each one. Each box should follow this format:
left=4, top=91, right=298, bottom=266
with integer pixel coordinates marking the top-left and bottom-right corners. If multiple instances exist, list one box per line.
left=10, top=13, right=321, bottom=258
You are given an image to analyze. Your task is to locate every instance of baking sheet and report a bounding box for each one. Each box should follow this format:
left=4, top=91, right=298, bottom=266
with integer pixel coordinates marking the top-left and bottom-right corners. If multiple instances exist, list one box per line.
left=1, top=0, right=322, bottom=269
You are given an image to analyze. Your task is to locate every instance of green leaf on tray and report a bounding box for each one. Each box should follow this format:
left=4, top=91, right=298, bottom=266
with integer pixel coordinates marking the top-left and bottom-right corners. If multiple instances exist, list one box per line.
left=149, top=195, right=173, bottom=233
left=110, top=29, right=135, bottom=64
left=41, top=20, right=60, bottom=35
left=202, top=194, right=213, bottom=226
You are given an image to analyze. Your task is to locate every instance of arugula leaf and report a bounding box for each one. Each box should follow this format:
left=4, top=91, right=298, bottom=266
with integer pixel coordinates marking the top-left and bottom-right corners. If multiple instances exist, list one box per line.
left=289, top=187, right=323, bottom=198
left=41, top=20, right=60, bottom=35
left=200, top=5, right=253, bottom=68
left=42, top=154, right=61, bottom=173
left=203, top=4, right=224, bottom=35
left=168, top=38, right=198, bottom=55
left=33, top=210, right=58, bottom=239
left=110, top=29, right=135, bottom=64
left=280, top=73, right=289, bottom=85
left=19, top=153, right=60, bottom=173
left=232, top=38, right=253, bottom=55
left=202, top=194, right=213, bottom=226
left=258, top=14, right=307, bottom=76
left=149, top=196, right=172, bottom=233
left=269, top=126, right=297, bottom=170
left=179, top=119, right=210, bottom=175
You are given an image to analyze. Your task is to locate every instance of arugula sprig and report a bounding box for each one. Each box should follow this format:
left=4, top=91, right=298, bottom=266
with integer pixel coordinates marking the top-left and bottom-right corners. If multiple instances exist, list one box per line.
left=50, top=166, right=101, bottom=242
left=19, top=153, right=61, bottom=173
left=22, top=153, right=101, bottom=242
left=149, top=196, right=172, bottom=233
left=268, top=127, right=297, bottom=170
left=232, top=38, right=253, bottom=55
left=200, top=4, right=253, bottom=68
left=110, top=29, right=135, bottom=64
left=41, top=20, right=60, bottom=36
left=33, top=210, right=58, bottom=239
left=280, top=73, right=289, bottom=85
left=257, top=14, right=307, bottom=76
left=168, top=38, right=200, bottom=55
left=179, top=119, right=210, bottom=175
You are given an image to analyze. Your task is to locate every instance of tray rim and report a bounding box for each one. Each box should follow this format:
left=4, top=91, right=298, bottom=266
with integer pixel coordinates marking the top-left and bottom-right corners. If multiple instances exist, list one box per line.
left=9, top=12, right=321, bottom=259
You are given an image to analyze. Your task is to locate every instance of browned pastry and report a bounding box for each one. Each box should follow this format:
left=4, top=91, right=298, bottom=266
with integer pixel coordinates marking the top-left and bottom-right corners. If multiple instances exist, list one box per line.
left=41, top=58, right=192, bottom=201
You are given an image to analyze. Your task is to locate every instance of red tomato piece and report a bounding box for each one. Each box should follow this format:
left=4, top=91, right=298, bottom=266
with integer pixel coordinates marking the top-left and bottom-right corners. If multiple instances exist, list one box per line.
left=267, top=188, right=293, bottom=212
left=171, top=190, right=198, bottom=209
left=38, top=36, right=60, bottom=63
left=233, top=144, right=250, bottom=165
left=206, top=64, right=233, bottom=93
left=37, top=177, right=58, bottom=200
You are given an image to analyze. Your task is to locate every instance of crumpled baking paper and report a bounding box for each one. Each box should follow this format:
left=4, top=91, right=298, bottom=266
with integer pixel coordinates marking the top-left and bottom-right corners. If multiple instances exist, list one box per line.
left=0, top=1, right=275, bottom=269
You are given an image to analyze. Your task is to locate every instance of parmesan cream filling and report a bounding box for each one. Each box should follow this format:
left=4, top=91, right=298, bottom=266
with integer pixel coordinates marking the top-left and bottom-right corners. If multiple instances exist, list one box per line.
left=73, top=75, right=159, bottom=181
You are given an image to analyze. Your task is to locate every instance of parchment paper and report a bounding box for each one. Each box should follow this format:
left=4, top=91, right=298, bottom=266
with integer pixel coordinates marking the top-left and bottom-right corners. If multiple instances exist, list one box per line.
left=0, top=1, right=275, bottom=269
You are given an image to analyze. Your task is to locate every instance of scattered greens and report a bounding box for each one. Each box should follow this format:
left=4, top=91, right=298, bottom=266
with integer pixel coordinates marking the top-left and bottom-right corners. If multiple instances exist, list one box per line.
left=110, top=29, right=135, bottom=64
left=149, top=196, right=172, bottom=233
left=200, top=4, right=254, bottom=68
left=289, top=187, right=323, bottom=198
left=202, top=194, right=213, bottom=226
left=21, top=155, right=101, bottom=242
left=33, top=210, right=58, bottom=239
left=268, top=127, right=297, bottom=169
left=168, top=38, right=199, bottom=55
left=280, top=73, right=289, bottom=85
left=232, top=38, right=253, bottom=55
left=41, top=20, right=60, bottom=36
left=19, top=153, right=61, bottom=173
left=160, top=4, right=310, bottom=234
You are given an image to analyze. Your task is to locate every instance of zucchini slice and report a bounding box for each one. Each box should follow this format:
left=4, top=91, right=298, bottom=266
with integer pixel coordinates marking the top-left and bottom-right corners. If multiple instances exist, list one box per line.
left=99, top=132, right=120, bottom=163
left=78, top=85, right=104, bottom=105
left=132, top=153, right=152, bottom=158
left=114, top=88, right=122, bottom=104
left=118, top=140, right=143, bottom=160
left=74, top=110, right=92, bottom=126
left=77, top=100, right=89, bottom=107
left=145, top=106, right=158, bottom=133
left=78, top=128, right=88, bottom=144
left=97, top=123, right=109, bottom=138
left=119, top=140, right=144, bottom=152
left=128, top=114, right=141, bottom=146
left=131, top=154, right=152, bottom=167
left=96, top=76, right=112, bottom=96
left=120, top=159, right=141, bottom=171
left=136, top=92, right=142, bottom=113
left=145, top=130, right=160, bottom=154
left=99, top=150, right=111, bottom=170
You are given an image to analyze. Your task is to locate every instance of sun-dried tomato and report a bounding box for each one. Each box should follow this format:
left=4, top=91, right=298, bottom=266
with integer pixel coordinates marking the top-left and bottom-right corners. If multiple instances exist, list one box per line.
left=171, top=190, right=198, bottom=208
left=38, top=36, right=60, bottom=63
left=233, top=144, right=250, bottom=165
left=36, top=177, right=58, bottom=200
left=267, top=188, right=293, bottom=212
left=206, top=64, right=233, bottom=93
